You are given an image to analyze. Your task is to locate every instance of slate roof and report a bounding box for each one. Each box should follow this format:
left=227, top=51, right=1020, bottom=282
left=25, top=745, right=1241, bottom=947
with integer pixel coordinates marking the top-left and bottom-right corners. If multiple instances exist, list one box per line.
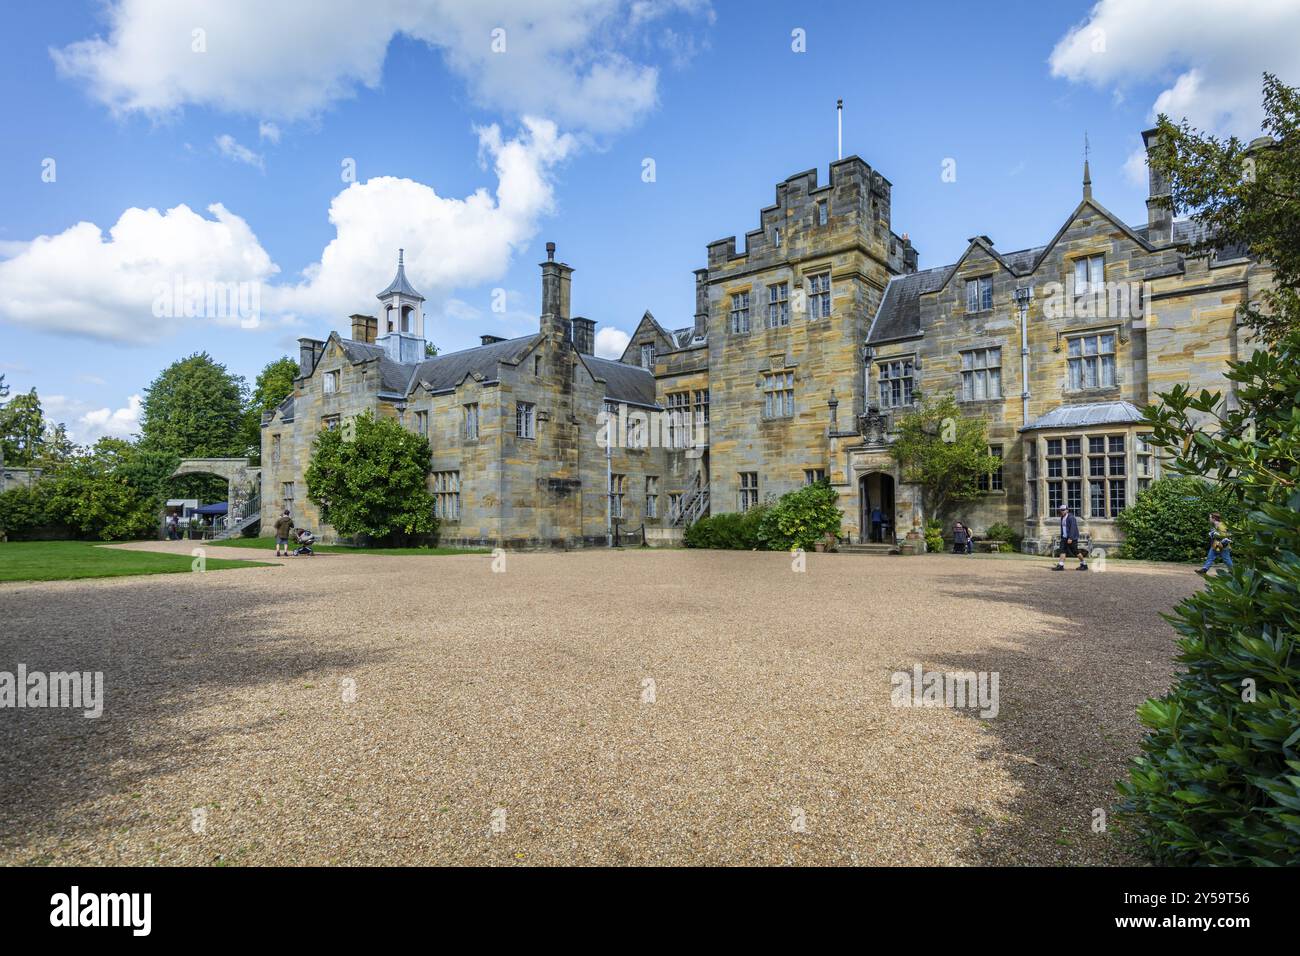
left=580, top=354, right=659, bottom=406
left=376, top=252, right=425, bottom=301
left=867, top=211, right=1249, bottom=345
left=408, top=334, right=541, bottom=394
left=866, top=265, right=950, bottom=343
left=338, top=338, right=421, bottom=395
left=1019, top=401, right=1145, bottom=432
left=331, top=331, right=655, bottom=405
left=671, top=327, right=697, bottom=349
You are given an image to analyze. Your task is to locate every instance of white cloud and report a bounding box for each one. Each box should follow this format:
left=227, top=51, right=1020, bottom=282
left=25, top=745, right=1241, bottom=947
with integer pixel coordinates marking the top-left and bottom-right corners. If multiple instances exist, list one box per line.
left=215, top=133, right=264, bottom=170
left=258, top=120, right=280, bottom=144
left=52, top=0, right=711, bottom=134
left=42, top=394, right=143, bottom=444
left=0, top=203, right=278, bottom=343
left=1049, top=0, right=1300, bottom=181
left=594, top=326, right=630, bottom=359
left=273, top=117, right=575, bottom=325
left=0, top=120, right=570, bottom=345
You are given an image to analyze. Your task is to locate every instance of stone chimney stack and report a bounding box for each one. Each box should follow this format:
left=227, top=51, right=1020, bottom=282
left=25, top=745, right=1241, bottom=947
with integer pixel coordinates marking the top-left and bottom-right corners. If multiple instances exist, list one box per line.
left=902, top=234, right=918, bottom=274
left=298, top=337, right=325, bottom=378
left=570, top=317, right=595, bottom=356
left=539, top=241, right=574, bottom=340
left=692, top=268, right=709, bottom=339
left=1142, top=127, right=1172, bottom=244
left=349, top=314, right=377, bottom=344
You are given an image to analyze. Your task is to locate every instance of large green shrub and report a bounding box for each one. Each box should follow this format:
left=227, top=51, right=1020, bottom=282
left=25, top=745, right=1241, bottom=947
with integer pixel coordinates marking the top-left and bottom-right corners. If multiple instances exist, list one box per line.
left=0, top=439, right=161, bottom=541
left=683, top=506, right=767, bottom=550
left=983, top=521, right=1021, bottom=553
left=922, top=519, right=944, bottom=554
left=1116, top=334, right=1300, bottom=864
left=1116, top=477, right=1241, bottom=561
left=305, top=411, right=438, bottom=546
left=757, top=481, right=842, bottom=551
left=0, top=482, right=67, bottom=540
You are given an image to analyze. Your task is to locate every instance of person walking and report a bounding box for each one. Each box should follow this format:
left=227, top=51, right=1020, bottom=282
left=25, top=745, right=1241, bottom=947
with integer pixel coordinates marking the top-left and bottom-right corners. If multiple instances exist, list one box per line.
left=274, top=509, right=294, bottom=557
left=870, top=505, right=883, bottom=543
left=1053, top=505, right=1087, bottom=571
left=964, top=521, right=974, bottom=555
left=952, top=521, right=969, bottom=555
left=1195, top=512, right=1233, bottom=574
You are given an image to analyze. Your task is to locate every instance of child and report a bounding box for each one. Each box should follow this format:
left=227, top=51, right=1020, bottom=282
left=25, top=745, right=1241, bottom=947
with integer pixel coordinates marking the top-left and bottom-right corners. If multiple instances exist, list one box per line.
left=1195, top=512, right=1233, bottom=574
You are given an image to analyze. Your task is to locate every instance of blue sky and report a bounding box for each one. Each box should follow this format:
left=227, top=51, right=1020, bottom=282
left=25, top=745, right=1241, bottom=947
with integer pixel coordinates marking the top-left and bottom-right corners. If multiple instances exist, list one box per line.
left=0, top=0, right=1293, bottom=442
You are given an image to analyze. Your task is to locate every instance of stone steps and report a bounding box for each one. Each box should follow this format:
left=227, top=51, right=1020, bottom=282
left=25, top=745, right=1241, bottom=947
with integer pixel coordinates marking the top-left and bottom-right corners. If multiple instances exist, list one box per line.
left=837, top=543, right=897, bottom=555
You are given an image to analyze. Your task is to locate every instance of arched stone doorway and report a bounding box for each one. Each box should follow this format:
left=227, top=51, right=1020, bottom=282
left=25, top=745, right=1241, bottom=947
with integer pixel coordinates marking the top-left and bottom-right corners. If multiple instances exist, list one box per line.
left=858, top=472, right=895, bottom=543
left=170, top=458, right=262, bottom=537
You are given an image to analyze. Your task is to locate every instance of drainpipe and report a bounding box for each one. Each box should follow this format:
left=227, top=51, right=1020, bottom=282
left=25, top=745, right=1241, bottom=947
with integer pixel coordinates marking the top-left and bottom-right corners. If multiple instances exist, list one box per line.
left=1014, top=286, right=1032, bottom=427
left=606, top=407, right=613, bottom=547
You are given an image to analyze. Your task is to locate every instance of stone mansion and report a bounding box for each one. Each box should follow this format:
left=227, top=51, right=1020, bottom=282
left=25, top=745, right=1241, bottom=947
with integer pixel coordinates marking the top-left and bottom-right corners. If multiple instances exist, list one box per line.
left=262, top=128, right=1270, bottom=550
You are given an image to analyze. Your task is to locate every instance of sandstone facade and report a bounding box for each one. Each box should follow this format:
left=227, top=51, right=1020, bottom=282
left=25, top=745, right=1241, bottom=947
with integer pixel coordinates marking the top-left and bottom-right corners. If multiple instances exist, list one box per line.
left=264, top=130, right=1269, bottom=552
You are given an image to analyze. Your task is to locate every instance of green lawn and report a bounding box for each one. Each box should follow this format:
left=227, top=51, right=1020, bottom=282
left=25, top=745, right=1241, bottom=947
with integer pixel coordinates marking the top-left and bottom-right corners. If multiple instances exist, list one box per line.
left=215, top=535, right=490, bottom=556
left=0, top=540, right=276, bottom=582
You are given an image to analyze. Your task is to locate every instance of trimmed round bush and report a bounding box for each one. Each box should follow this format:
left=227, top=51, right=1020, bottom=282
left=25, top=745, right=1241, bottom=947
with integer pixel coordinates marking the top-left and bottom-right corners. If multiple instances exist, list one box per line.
left=1116, top=477, right=1242, bottom=562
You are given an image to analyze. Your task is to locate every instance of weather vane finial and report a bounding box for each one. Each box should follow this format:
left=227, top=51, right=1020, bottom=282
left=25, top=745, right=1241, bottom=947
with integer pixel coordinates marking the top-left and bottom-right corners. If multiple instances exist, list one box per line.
left=1082, top=132, right=1093, bottom=199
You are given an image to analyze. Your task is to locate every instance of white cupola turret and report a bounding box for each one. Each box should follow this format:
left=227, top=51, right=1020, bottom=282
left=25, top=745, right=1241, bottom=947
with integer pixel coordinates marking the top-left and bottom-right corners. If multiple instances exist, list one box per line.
left=374, top=249, right=427, bottom=363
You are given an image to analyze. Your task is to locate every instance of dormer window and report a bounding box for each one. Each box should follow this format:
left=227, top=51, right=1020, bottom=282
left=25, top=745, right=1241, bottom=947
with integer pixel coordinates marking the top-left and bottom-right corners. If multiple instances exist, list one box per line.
left=640, top=344, right=655, bottom=369
left=323, top=370, right=340, bottom=395
left=965, top=276, right=993, bottom=314
left=1073, top=255, right=1104, bottom=297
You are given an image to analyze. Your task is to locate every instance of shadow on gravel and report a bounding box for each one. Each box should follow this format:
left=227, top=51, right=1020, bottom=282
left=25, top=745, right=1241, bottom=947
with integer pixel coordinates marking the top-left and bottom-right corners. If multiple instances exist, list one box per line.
left=0, top=576, right=392, bottom=861
left=904, top=569, right=1190, bottom=866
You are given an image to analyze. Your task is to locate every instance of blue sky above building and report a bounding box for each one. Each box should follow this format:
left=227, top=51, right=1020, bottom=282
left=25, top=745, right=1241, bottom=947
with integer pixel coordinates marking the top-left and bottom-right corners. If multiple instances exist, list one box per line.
left=0, top=0, right=1294, bottom=442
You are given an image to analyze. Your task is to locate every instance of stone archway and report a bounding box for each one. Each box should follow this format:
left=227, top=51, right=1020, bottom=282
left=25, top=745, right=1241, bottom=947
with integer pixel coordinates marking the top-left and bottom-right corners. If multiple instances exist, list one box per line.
left=858, top=472, right=896, bottom=543
left=171, top=458, right=262, bottom=533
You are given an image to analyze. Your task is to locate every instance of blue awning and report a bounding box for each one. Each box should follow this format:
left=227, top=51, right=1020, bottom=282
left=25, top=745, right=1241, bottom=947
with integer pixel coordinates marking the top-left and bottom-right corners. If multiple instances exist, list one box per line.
left=194, top=503, right=228, bottom=516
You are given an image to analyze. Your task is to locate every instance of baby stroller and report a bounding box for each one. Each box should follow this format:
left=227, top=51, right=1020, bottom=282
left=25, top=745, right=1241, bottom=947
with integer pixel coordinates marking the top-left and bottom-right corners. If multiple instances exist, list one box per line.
left=292, top=528, right=316, bottom=556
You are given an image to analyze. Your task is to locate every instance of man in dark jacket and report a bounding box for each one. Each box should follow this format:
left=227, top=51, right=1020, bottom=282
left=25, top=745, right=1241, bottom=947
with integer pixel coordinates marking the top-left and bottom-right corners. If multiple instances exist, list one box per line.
left=274, top=510, right=294, bottom=557
left=1053, top=505, right=1087, bottom=571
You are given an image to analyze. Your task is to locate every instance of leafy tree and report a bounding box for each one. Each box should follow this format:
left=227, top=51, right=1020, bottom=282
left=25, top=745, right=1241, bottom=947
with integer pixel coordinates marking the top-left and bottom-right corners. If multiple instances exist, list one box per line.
left=141, top=352, right=247, bottom=501
left=305, top=411, right=437, bottom=545
left=1116, top=477, right=1243, bottom=562
left=1118, top=76, right=1300, bottom=864
left=0, top=388, right=47, bottom=466
left=1148, top=72, right=1299, bottom=343
left=888, top=394, right=998, bottom=522
left=45, top=439, right=160, bottom=540
left=757, top=481, right=842, bottom=551
left=1117, top=338, right=1300, bottom=864
left=140, top=352, right=247, bottom=458
left=1, top=439, right=160, bottom=541
left=36, top=422, right=78, bottom=468
left=240, top=356, right=298, bottom=459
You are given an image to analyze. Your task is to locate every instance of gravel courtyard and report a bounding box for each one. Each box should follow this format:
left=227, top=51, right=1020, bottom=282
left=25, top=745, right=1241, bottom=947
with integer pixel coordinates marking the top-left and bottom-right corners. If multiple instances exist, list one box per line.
left=0, top=545, right=1199, bottom=866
